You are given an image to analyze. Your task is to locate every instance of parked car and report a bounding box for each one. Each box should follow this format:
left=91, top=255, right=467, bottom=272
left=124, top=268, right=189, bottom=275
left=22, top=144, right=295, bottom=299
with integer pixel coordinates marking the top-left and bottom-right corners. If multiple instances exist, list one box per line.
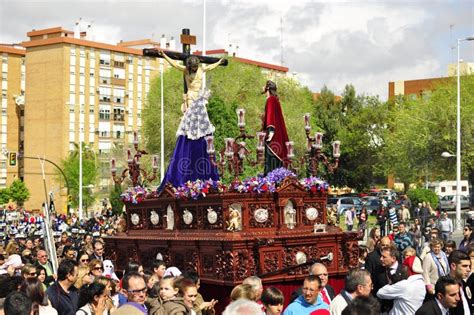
left=438, top=195, right=470, bottom=211
left=334, top=197, right=363, bottom=216
left=361, top=196, right=382, bottom=215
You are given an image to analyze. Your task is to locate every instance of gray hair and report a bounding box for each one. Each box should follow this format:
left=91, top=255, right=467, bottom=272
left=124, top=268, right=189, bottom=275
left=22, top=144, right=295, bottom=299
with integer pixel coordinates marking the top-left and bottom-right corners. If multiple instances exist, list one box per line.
left=345, top=269, right=370, bottom=293
left=242, top=276, right=262, bottom=290
left=223, top=299, right=262, bottom=315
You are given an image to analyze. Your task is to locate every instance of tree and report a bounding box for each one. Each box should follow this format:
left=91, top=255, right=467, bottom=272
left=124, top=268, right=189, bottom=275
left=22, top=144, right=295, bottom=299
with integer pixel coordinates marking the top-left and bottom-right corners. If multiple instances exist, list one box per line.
left=109, top=184, right=124, bottom=215
left=313, top=85, right=388, bottom=191
left=60, top=144, right=98, bottom=209
left=0, top=188, right=10, bottom=205
left=8, top=179, right=30, bottom=206
left=379, top=75, right=474, bottom=190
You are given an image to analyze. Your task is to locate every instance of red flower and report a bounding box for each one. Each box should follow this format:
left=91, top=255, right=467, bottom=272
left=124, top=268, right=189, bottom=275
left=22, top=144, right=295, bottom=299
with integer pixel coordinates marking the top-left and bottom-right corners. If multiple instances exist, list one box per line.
left=202, top=187, right=209, bottom=194
left=310, top=186, right=317, bottom=193
left=261, top=184, right=268, bottom=191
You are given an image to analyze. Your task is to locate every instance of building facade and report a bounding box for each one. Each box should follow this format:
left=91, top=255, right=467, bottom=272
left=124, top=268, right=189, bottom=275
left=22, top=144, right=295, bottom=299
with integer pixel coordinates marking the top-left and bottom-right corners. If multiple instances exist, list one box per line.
left=18, top=27, right=161, bottom=211
left=0, top=46, right=25, bottom=188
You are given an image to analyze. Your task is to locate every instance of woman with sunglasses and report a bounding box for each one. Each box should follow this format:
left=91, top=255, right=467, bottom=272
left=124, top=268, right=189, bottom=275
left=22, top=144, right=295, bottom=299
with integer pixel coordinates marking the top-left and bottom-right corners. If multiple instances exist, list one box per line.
left=77, top=252, right=90, bottom=268
left=89, top=259, right=104, bottom=280
left=459, top=225, right=473, bottom=253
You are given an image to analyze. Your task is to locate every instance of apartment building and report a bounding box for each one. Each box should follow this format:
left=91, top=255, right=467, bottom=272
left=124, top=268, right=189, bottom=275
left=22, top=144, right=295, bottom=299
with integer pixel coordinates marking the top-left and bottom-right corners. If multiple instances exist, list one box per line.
left=388, top=61, right=473, bottom=99
left=16, top=26, right=161, bottom=211
left=0, top=45, right=25, bottom=188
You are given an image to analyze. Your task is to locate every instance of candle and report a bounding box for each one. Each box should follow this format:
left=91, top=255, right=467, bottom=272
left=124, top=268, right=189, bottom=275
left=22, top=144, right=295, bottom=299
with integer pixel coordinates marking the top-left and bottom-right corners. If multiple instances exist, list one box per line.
left=152, top=155, right=158, bottom=169
left=304, top=113, right=311, bottom=131
left=111, top=159, right=117, bottom=173
left=238, top=142, right=246, bottom=159
left=306, top=137, right=312, bottom=152
left=314, top=132, right=323, bottom=149
left=127, top=149, right=132, bottom=162
left=133, top=131, right=138, bottom=145
left=286, top=141, right=294, bottom=158
left=204, top=136, right=215, bottom=154
left=225, top=138, right=234, bottom=157
left=236, top=109, right=245, bottom=127
left=332, top=141, right=341, bottom=158
left=256, top=132, right=266, bottom=151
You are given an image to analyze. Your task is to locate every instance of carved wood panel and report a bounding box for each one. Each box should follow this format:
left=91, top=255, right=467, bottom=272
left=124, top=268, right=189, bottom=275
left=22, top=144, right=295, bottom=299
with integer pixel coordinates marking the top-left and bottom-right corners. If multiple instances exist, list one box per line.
left=302, top=202, right=324, bottom=225
left=262, top=251, right=280, bottom=274
left=248, top=203, right=274, bottom=228
left=202, top=206, right=224, bottom=230
left=178, top=207, right=198, bottom=229
left=147, top=208, right=166, bottom=229
left=283, top=245, right=333, bottom=275
left=202, top=254, right=215, bottom=274
left=129, top=209, right=145, bottom=230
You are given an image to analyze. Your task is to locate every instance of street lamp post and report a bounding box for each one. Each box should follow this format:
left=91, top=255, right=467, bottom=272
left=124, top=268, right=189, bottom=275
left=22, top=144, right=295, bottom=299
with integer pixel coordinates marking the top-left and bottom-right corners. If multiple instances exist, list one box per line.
left=454, top=36, right=474, bottom=230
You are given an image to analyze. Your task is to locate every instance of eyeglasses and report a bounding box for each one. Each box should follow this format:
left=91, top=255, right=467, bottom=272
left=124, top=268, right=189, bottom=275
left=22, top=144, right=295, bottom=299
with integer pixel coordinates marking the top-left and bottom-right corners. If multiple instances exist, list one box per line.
left=127, top=287, right=147, bottom=295
left=81, top=259, right=89, bottom=262
left=93, top=267, right=103, bottom=271
left=28, top=272, right=37, bottom=276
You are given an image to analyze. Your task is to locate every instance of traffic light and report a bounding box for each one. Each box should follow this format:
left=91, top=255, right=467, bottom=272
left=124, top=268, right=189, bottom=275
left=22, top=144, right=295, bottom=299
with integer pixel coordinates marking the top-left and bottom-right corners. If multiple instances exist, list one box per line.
left=8, top=152, right=17, bottom=166
left=67, top=195, right=72, bottom=204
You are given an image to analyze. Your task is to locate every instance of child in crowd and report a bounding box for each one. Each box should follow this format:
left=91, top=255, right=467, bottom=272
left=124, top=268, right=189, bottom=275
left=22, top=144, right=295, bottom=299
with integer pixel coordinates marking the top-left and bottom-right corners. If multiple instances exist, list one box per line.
left=261, top=287, right=284, bottom=315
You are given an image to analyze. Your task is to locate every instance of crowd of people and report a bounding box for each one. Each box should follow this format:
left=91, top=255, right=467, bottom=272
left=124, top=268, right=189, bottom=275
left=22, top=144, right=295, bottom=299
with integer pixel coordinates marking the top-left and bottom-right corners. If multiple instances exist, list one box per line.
left=1, top=201, right=474, bottom=314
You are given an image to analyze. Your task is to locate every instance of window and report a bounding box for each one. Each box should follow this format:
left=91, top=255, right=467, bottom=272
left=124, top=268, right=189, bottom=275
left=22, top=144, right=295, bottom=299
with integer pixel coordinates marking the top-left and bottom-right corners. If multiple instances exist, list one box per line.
left=99, top=108, right=110, bottom=120
left=452, top=186, right=456, bottom=191
left=441, top=187, right=446, bottom=192
left=462, top=186, right=467, bottom=192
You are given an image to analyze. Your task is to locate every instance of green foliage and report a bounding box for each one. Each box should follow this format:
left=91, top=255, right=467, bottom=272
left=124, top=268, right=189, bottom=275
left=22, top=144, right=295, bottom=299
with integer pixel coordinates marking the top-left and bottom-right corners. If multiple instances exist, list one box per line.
left=8, top=179, right=30, bottom=205
left=407, top=188, right=439, bottom=209
left=379, top=75, right=474, bottom=190
left=314, top=85, right=388, bottom=190
left=60, top=144, right=98, bottom=209
left=109, top=185, right=124, bottom=215
left=0, top=188, right=9, bottom=204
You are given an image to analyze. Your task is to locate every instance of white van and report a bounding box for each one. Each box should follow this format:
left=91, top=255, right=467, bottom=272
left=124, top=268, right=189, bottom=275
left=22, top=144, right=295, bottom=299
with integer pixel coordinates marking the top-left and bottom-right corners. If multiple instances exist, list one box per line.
left=428, top=180, right=470, bottom=198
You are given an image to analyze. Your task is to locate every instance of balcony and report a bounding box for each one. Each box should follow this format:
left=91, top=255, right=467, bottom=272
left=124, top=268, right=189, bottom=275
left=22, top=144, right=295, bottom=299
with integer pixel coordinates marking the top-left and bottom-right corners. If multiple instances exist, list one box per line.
left=113, top=61, right=125, bottom=69
left=111, top=77, right=126, bottom=86
left=113, top=114, right=125, bottom=122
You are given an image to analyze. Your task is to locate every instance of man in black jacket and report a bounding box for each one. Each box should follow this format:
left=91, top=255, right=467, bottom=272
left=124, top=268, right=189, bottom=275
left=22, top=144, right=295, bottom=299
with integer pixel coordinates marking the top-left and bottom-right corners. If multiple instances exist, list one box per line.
left=46, top=259, right=79, bottom=315
left=365, top=236, right=392, bottom=294
left=416, top=276, right=460, bottom=315
left=447, top=250, right=472, bottom=315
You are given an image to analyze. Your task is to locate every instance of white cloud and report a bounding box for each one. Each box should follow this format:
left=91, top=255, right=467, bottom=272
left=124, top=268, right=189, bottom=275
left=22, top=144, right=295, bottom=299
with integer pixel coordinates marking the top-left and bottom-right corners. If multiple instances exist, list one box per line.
left=0, top=0, right=473, bottom=99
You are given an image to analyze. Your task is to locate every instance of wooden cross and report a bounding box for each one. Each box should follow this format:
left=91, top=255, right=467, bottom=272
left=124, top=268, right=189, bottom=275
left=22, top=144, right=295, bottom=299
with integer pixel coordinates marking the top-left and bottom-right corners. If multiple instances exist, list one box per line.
left=143, top=28, right=228, bottom=94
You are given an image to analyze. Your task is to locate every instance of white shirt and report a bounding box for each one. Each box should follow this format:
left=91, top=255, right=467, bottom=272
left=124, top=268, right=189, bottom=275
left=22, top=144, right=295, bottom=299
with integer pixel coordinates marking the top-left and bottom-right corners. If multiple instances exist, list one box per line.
left=330, top=291, right=352, bottom=315
left=377, top=274, right=426, bottom=315
left=435, top=299, right=449, bottom=315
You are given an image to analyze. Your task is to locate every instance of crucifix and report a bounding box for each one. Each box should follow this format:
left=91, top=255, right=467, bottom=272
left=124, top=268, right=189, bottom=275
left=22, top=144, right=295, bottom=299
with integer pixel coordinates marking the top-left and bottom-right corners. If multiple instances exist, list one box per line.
left=143, top=28, right=228, bottom=98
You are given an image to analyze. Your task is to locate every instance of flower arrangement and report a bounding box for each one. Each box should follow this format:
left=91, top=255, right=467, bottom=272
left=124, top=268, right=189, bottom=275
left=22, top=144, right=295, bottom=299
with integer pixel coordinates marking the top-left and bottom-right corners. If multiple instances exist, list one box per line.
left=299, top=176, right=329, bottom=193
left=172, top=179, right=226, bottom=200
left=231, top=167, right=297, bottom=194
left=120, top=186, right=154, bottom=204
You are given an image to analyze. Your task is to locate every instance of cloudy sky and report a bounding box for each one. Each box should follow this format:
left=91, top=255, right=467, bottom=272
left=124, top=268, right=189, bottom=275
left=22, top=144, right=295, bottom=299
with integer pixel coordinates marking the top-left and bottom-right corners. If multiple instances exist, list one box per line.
left=1, top=0, right=473, bottom=99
